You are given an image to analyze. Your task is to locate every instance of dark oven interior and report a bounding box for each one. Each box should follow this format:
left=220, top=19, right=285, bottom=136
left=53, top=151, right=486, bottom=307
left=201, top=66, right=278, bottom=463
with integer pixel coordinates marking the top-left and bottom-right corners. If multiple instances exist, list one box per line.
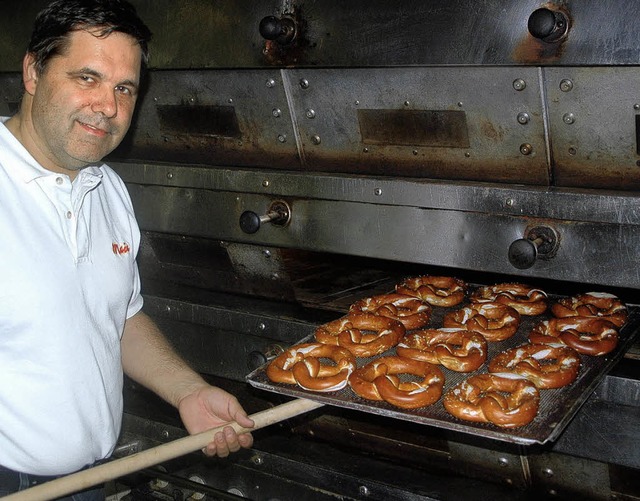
left=3, top=1, right=640, bottom=500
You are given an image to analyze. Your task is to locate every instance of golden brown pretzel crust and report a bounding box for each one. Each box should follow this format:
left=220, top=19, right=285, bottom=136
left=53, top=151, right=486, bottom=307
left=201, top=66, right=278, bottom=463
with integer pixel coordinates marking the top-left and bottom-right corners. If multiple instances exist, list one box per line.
left=349, top=293, right=432, bottom=331
left=551, top=292, right=628, bottom=328
left=266, top=343, right=357, bottom=392
left=443, top=302, right=521, bottom=342
left=443, top=374, right=539, bottom=428
left=396, top=328, right=487, bottom=372
left=528, top=317, right=619, bottom=356
left=315, top=313, right=405, bottom=357
left=470, top=283, right=548, bottom=316
left=488, top=343, right=581, bottom=388
left=396, top=275, right=467, bottom=307
left=348, top=356, right=444, bottom=409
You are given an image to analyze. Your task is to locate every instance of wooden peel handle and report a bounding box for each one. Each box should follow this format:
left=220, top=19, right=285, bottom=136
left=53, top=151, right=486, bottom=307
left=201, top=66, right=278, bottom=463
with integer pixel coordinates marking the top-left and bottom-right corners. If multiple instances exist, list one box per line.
left=2, top=398, right=324, bottom=501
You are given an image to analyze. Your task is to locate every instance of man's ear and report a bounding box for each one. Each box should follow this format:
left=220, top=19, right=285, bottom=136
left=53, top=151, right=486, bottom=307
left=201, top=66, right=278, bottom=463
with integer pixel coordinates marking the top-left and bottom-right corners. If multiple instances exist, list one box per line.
left=23, top=53, right=38, bottom=95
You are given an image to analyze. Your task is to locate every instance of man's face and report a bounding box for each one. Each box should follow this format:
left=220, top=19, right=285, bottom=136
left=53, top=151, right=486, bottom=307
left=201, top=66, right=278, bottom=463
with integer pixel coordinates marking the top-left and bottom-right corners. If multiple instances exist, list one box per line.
left=25, top=28, right=142, bottom=175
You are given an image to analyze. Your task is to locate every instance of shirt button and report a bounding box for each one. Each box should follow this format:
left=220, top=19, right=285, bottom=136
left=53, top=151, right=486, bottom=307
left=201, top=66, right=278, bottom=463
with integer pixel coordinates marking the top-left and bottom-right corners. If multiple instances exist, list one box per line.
left=56, top=177, right=63, bottom=185
left=66, top=211, right=73, bottom=219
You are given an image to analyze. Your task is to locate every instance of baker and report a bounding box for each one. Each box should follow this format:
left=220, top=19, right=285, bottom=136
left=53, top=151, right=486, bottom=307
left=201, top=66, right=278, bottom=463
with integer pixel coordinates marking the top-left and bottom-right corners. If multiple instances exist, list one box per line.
left=0, top=0, right=254, bottom=498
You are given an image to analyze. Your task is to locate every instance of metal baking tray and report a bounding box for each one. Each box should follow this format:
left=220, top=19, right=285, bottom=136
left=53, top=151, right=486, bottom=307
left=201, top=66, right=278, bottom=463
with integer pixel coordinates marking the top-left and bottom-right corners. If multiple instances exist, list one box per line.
left=247, top=294, right=639, bottom=445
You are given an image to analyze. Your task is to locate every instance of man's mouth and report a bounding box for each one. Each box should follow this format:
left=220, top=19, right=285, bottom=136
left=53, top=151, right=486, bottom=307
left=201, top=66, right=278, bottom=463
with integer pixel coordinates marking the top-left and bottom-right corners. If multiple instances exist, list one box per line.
left=77, top=120, right=110, bottom=138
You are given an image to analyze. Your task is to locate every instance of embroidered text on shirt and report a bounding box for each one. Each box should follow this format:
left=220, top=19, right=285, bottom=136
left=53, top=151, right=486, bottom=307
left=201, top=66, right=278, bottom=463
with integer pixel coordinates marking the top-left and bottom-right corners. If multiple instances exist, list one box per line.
left=112, top=242, right=130, bottom=255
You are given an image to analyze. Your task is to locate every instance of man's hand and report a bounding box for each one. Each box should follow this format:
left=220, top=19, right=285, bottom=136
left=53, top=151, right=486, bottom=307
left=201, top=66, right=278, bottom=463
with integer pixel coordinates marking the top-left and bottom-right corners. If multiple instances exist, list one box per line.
left=178, top=385, right=254, bottom=457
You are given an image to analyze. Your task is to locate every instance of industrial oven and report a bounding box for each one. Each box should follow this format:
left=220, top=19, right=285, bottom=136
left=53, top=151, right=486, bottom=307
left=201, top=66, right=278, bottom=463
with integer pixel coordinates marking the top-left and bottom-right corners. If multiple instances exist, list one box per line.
left=2, top=1, right=640, bottom=500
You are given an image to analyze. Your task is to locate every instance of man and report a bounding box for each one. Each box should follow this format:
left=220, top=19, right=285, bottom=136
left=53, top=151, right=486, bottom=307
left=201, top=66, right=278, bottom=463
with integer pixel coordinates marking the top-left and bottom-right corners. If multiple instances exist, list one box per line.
left=0, top=0, right=254, bottom=497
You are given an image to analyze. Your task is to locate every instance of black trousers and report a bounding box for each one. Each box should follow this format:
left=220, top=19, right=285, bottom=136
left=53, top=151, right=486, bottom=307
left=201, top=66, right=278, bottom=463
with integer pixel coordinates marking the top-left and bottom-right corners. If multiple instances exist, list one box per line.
left=0, top=464, right=104, bottom=501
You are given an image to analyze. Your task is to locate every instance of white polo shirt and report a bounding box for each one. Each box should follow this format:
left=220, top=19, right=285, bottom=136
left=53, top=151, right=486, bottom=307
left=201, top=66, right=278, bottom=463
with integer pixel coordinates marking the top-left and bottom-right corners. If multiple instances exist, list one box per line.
left=0, top=118, right=144, bottom=475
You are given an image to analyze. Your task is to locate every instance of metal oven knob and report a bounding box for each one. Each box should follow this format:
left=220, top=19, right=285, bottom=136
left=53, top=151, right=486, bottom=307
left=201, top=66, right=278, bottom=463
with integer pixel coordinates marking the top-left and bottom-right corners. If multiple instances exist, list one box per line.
left=508, top=225, right=560, bottom=269
left=240, top=200, right=291, bottom=234
left=259, top=15, right=297, bottom=44
left=527, top=8, right=570, bottom=42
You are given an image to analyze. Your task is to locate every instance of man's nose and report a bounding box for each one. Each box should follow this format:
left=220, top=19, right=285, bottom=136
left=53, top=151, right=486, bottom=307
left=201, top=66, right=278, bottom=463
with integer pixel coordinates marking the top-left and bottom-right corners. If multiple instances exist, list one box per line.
left=91, top=87, right=117, bottom=118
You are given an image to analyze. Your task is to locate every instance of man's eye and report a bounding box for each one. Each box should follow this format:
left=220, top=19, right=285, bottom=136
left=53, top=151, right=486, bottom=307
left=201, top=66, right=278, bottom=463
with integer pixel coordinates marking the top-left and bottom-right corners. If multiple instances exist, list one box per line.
left=79, top=75, right=94, bottom=83
left=116, top=85, right=132, bottom=95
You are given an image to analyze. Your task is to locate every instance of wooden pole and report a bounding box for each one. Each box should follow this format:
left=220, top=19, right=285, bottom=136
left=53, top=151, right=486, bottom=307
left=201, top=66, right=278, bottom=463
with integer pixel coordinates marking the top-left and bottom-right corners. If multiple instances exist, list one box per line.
left=2, top=398, right=324, bottom=501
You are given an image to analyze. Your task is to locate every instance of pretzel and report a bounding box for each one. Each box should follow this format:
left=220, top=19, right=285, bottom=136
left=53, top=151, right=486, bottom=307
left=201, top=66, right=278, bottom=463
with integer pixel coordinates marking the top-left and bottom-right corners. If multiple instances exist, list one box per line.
left=470, top=283, right=548, bottom=316
left=349, top=293, right=432, bottom=331
left=396, top=328, right=487, bottom=372
left=266, top=343, right=357, bottom=392
left=443, top=302, right=521, bottom=342
left=348, top=356, right=445, bottom=409
left=488, top=344, right=581, bottom=389
left=396, top=275, right=466, bottom=307
left=443, top=374, right=540, bottom=428
left=528, top=317, right=619, bottom=356
left=551, top=292, right=628, bottom=328
left=315, top=313, right=405, bottom=357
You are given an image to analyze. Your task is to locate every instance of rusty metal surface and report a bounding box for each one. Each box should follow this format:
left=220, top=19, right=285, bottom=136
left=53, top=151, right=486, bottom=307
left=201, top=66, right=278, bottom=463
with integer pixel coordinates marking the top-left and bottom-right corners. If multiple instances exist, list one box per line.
left=247, top=298, right=640, bottom=446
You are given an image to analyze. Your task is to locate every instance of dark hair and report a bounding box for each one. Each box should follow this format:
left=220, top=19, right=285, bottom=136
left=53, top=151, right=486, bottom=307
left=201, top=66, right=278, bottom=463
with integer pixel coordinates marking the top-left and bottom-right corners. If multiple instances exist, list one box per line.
left=28, top=0, right=152, bottom=74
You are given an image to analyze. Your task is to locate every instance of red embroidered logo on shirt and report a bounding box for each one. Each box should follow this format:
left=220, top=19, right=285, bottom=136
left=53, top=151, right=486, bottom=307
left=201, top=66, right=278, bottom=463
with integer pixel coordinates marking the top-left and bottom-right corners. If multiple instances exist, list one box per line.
left=112, top=242, right=130, bottom=255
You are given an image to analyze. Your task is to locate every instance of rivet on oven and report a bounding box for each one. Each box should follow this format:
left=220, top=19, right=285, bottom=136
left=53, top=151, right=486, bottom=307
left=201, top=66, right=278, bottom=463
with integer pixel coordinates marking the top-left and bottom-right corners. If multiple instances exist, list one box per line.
left=251, top=454, right=265, bottom=465
left=412, top=150, right=418, bottom=155
left=363, top=147, right=369, bottom=153
left=258, top=322, right=267, bottom=330
left=359, top=486, right=371, bottom=497
left=355, top=100, right=360, bottom=105
left=374, top=188, right=383, bottom=196
left=306, top=109, right=316, bottom=119
left=299, top=78, right=310, bottom=89
left=634, top=104, right=640, bottom=111
left=166, top=172, right=174, bottom=180
left=549, top=489, right=558, bottom=496
left=505, top=198, right=515, bottom=207
left=465, top=152, right=471, bottom=157
left=457, top=101, right=464, bottom=107
left=277, top=134, right=287, bottom=143
left=519, top=143, right=533, bottom=155
left=543, top=467, right=554, bottom=477
left=262, top=180, right=270, bottom=187
left=311, top=134, right=322, bottom=145
left=266, top=78, right=276, bottom=88
left=512, top=79, right=526, bottom=91
left=559, top=79, right=573, bottom=92
left=498, top=457, right=509, bottom=467
left=404, top=100, right=410, bottom=107
left=228, top=98, right=233, bottom=104
left=568, top=147, right=577, bottom=155
left=263, top=249, right=272, bottom=258
left=161, top=430, right=170, bottom=439
left=562, top=113, right=576, bottom=125
left=517, top=112, right=530, bottom=125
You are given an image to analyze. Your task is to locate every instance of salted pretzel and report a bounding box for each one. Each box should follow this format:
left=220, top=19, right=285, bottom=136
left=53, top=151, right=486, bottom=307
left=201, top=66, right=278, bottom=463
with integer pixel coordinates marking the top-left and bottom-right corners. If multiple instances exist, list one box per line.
left=396, top=328, right=487, bottom=372
left=470, top=283, right=548, bottom=316
left=348, top=356, right=444, bottom=409
left=315, top=313, right=405, bottom=357
left=488, top=344, right=581, bottom=389
left=443, top=302, right=521, bottom=342
left=443, top=373, right=540, bottom=428
left=349, top=293, right=432, bottom=331
left=528, top=317, right=619, bottom=356
left=551, top=292, right=628, bottom=328
left=395, top=275, right=466, bottom=307
left=266, top=343, right=357, bottom=392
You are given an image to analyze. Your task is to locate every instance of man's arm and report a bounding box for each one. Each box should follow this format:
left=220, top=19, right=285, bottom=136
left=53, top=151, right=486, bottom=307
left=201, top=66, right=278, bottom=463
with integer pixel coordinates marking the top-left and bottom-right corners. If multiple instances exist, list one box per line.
left=121, top=310, right=254, bottom=457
